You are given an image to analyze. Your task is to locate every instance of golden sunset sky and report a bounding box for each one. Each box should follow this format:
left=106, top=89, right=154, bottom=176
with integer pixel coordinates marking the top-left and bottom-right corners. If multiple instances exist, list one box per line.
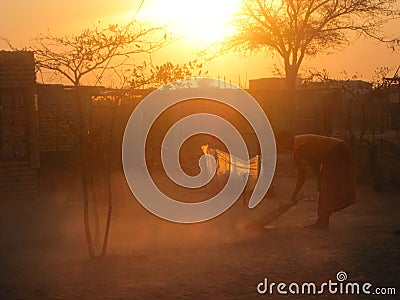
left=1, top=0, right=399, bottom=86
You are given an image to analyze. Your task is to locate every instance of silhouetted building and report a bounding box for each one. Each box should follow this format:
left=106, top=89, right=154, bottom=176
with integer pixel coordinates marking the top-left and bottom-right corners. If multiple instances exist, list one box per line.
left=249, top=77, right=302, bottom=90
left=0, top=51, right=39, bottom=200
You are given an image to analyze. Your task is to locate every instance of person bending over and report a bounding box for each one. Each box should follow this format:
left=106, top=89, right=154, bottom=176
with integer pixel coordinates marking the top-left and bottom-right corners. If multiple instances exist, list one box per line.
left=276, top=131, right=357, bottom=230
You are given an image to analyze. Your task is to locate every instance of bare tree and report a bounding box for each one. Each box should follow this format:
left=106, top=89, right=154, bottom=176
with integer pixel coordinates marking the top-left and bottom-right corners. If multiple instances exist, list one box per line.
left=339, top=77, right=373, bottom=141
left=113, top=60, right=205, bottom=89
left=27, top=21, right=169, bottom=258
left=32, top=21, right=168, bottom=86
left=220, top=0, right=399, bottom=119
left=305, top=67, right=394, bottom=141
left=148, top=60, right=205, bottom=86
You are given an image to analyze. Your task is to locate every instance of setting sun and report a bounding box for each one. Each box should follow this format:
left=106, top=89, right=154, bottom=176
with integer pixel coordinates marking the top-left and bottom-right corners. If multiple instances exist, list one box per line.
left=137, top=0, right=242, bottom=46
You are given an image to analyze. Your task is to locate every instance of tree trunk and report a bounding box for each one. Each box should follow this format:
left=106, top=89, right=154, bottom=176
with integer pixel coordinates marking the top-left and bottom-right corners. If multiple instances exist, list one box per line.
left=348, top=99, right=353, bottom=138
left=89, top=154, right=101, bottom=249
left=360, top=104, right=366, bottom=141
left=285, top=64, right=299, bottom=131
left=100, top=101, right=116, bottom=257
left=76, top=86, right=95, bottom=259
left=87, top=105, right=101, bottom=249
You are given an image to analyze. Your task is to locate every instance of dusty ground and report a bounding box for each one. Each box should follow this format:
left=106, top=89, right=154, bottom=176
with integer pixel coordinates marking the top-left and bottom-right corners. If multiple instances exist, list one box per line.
left=0, top=154, right=399, bottom=299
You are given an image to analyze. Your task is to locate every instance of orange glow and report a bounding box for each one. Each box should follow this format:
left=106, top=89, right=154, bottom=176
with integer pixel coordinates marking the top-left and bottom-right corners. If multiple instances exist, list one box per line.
left=137, top=0, right=242, bottom=47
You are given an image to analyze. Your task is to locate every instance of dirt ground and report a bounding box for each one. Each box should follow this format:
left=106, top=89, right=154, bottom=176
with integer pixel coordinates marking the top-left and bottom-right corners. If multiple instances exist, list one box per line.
left=0, top=153, right=399, bottom=299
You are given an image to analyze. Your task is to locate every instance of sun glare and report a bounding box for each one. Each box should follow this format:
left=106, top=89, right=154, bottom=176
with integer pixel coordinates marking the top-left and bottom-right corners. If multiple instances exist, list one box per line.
left=138, top=0, right=242, bottom=47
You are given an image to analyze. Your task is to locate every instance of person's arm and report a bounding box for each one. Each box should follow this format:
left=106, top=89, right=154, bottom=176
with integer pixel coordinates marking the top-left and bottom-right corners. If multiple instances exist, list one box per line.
left=290, top=154, right=306, bottom=203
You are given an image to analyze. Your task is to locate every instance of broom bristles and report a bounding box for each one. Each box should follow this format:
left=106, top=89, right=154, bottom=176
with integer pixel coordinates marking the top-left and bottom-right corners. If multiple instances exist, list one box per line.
left=244, top=201, right=299, bottom=231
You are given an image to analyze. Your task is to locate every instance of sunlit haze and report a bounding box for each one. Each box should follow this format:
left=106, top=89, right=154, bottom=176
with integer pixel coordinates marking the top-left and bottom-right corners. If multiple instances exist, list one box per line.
left=1, top=0, right=399, bottom=85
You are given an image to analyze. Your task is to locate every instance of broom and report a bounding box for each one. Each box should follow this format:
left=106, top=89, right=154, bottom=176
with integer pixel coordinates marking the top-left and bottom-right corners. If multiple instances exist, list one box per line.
left=244, top=193, right=304, bottom=231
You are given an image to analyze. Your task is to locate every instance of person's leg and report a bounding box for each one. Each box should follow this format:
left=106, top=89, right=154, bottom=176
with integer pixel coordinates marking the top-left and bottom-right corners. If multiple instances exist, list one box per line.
left=306, top=213, right=330, bottom=230
left=308, top=143, right=356, bottom=230
left=306, top=160, right=332, bottom=230
left=308, top=143, right=351, bottom=230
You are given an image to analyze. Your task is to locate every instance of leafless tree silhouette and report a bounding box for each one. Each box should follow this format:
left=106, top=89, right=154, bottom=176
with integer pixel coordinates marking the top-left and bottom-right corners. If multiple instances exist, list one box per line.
left=28, top=21, right=170, bottom=258
left=219, top=0, right=399, bottom=125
